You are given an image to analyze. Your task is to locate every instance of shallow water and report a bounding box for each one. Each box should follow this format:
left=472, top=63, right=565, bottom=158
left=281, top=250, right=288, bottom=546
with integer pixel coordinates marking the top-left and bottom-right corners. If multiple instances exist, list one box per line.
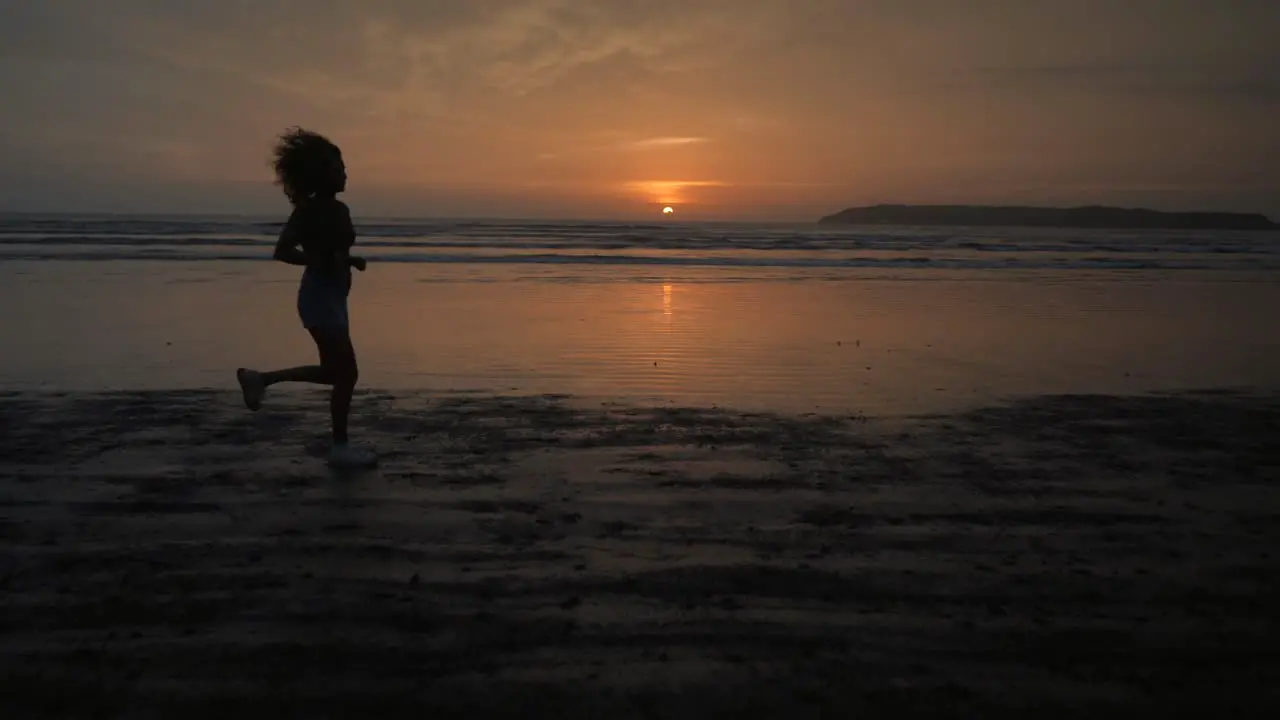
left=1, top=259, right=1277, bottom=414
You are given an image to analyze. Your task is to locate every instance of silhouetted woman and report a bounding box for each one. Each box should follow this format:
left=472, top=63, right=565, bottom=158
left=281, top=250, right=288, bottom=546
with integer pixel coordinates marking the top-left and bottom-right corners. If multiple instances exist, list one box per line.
left=236, top=128, right=375, bottom=468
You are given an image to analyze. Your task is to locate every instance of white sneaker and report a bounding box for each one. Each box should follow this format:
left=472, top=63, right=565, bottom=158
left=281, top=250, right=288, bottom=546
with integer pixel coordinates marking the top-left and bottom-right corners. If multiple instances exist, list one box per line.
left=328, top=443, right=378, bottom=468
left=236, top=368, right=265, bottom=411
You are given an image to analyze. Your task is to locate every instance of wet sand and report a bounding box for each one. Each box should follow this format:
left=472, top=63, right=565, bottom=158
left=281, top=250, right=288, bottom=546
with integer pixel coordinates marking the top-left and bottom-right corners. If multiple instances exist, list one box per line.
left=6, top=261, right=1280, bottom=416
left=3, top=388, right=1280, bottom=717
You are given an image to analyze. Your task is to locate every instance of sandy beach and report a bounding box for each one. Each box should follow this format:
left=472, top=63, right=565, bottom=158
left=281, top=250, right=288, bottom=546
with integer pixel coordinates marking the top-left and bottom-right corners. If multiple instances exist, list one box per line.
left=4, top=220, right=1280, bottom=717
left=3, top=387, right=1278, bottom=717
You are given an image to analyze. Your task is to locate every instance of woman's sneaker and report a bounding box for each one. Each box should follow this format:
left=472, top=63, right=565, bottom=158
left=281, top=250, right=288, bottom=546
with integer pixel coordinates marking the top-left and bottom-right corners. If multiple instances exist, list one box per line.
left=236, top=368, right=265, bottom=411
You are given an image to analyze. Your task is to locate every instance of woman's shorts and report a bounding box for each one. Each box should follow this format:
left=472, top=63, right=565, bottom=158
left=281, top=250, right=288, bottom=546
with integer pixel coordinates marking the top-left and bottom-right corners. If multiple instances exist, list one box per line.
left=297, top=271, right=349, bottom=329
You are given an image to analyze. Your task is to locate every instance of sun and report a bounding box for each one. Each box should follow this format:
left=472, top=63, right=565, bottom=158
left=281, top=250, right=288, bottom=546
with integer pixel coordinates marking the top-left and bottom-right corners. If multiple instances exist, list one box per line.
left=662, top=206, right=675, bottom=215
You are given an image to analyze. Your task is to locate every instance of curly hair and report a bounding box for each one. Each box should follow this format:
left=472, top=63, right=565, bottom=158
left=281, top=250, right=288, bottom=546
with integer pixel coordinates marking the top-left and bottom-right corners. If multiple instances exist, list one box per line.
left=271, top=127, right=341, bottom=205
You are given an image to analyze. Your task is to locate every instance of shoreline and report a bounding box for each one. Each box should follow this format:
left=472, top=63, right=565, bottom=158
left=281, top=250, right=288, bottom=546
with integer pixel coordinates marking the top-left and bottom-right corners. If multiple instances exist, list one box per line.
left=3, top=388, right=1279, bottom=716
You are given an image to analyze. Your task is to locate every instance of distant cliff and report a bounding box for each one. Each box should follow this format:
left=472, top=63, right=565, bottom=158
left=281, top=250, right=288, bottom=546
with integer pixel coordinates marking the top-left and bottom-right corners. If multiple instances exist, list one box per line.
left=818, top=204, right=1279, bottom=230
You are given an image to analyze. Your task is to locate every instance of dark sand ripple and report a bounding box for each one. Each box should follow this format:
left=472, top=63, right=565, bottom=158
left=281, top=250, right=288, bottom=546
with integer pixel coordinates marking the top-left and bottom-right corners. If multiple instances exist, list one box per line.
left=1, top=389, right=1279, bottom=717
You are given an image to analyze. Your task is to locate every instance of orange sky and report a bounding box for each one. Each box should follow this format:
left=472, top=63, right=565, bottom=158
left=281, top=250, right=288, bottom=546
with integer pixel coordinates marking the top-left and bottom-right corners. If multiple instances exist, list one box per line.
left=1, top=0, right=1278, bottom=220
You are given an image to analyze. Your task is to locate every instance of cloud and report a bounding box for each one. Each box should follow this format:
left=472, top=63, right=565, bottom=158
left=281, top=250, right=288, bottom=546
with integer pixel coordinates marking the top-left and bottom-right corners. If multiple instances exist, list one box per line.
left=624, top=180, right=728, bottom=203
left=621, top=137, right=709, bottom=150
left=533, top=135, right=709, bottom=163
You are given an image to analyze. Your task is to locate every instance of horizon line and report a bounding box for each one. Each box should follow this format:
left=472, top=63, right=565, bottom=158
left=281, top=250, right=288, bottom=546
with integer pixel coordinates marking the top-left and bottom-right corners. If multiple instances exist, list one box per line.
left=1, top=202, right=1276, bottom=221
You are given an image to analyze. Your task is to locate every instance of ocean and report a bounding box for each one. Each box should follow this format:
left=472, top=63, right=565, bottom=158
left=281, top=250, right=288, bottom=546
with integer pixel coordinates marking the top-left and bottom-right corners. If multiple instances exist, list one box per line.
left=2, top=212, right=1278, bottom=413
left=2, top=213, right=1278, bottom=271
